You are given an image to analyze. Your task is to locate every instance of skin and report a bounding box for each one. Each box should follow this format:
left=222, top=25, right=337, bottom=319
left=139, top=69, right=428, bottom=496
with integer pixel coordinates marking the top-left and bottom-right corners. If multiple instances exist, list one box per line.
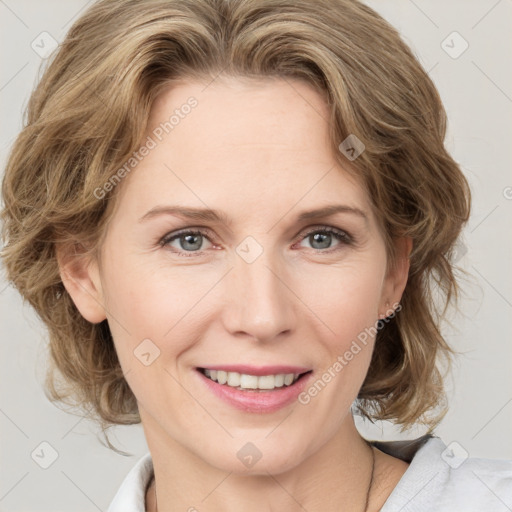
left=59, top=76, right=412, bottom=511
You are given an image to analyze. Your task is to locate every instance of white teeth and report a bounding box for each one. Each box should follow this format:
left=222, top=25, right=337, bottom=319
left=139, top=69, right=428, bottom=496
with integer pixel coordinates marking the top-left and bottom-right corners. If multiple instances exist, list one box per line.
left=201, top=369, right=303, bottom=390
left=257, top=375, right=275, bottom=390
left=240, top=374, right=259, bottom=389
left=284, top=374, right=294, bottom=386
left=227, top=372, right=241, bottom=387
left=274, top=374, right=285, bottom=387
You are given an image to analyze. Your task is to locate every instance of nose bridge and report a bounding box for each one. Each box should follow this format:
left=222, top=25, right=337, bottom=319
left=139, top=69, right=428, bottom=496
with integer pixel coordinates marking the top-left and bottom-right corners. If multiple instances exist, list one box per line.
left=222, top=244, right=295, bottom=342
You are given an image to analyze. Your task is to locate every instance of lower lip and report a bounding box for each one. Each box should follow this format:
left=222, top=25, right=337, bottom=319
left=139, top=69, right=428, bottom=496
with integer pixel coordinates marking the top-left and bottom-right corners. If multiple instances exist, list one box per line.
left=196, top=369, right=313, bottom=413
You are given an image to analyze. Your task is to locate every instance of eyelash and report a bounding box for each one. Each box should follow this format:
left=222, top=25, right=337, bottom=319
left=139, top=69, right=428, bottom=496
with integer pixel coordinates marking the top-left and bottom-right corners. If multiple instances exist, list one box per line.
left=159, top=226, right=354, bottom=258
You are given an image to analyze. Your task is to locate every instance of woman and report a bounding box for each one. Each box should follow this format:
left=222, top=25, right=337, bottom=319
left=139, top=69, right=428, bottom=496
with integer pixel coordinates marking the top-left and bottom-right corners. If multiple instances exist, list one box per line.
left=1, top=0, right=510, bottom=511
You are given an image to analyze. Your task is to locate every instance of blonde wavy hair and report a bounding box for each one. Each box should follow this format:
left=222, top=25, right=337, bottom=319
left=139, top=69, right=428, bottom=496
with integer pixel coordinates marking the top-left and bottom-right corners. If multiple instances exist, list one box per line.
left=1, top=0, right=471, bottom=450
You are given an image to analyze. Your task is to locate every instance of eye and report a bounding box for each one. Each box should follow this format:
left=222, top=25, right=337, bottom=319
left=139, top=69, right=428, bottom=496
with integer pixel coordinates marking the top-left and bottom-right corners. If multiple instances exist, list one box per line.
left=160, top=225, right=353, bottom=257
left=297, top=226, right=352, bottom=251
left=160, top=229, right=214, bottom=256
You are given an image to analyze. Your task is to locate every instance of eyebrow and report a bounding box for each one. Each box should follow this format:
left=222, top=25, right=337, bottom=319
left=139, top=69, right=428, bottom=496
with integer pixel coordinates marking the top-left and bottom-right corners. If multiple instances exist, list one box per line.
left=138, top=204, right=369, bottom=226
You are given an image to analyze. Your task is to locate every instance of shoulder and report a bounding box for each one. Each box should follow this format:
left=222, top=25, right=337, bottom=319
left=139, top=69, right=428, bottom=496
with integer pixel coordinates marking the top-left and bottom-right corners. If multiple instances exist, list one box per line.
left=375, top=435, right=512, bottom=511
left=107, top=452, right=154, bottom=512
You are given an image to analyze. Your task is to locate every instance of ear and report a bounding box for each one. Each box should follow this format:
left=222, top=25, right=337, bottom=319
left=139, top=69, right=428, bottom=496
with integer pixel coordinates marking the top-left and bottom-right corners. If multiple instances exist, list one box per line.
left=56, top=242, right=107, bottom=324
left=378, top=236, right=412, bottom=319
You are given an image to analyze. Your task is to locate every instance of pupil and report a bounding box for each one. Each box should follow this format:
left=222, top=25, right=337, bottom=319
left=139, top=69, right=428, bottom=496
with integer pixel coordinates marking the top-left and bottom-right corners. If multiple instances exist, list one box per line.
left=182, top=234, right=202, bottom=251
left=311, top=233, right=331, bottom=249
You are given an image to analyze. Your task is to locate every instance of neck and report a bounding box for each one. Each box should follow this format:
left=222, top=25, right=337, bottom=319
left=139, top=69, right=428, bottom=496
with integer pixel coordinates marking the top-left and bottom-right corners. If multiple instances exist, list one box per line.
left=143, top=413, right=377, bottom=512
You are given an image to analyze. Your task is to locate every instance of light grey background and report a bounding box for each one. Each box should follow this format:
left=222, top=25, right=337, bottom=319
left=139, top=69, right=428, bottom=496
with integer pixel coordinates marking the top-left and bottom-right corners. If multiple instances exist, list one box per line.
left=1, top=1, right=511, bottom=511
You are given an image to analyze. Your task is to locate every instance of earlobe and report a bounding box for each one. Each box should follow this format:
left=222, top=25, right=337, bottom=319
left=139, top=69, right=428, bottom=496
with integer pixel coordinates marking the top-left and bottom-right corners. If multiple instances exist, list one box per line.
left=379, top=236, right=412, bottom=318
left=56, top=242, right=107, bottom=324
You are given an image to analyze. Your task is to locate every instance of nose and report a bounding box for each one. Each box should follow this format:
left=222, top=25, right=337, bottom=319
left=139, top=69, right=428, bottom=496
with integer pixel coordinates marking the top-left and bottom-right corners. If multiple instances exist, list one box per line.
left=220, top=249, right=296, bottom=343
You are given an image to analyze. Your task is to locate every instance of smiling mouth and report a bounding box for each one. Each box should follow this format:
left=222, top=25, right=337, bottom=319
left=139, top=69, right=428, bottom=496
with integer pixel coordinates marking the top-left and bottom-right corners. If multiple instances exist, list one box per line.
left=197, top=368, right=313, bottom=391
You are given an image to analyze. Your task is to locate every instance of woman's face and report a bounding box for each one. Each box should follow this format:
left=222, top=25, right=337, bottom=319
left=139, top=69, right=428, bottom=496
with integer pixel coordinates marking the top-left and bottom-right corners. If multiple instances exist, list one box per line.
left=67, top=76, right=409, bottom=474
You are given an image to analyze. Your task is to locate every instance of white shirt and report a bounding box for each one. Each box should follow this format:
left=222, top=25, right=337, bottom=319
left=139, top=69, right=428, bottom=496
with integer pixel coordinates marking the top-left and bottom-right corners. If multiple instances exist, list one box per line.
left=107, top=435, right=512, bottom=511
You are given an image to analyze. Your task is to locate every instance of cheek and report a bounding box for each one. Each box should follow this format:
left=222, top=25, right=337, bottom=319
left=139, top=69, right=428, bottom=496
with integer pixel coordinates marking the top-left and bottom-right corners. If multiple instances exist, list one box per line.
left=101, top=256, right=218, bottom=363
left=298, top=258, right=385, bottom=342
left=294, top=258, right=385, bottom=408
left=294, top=264, right=383, bottom=425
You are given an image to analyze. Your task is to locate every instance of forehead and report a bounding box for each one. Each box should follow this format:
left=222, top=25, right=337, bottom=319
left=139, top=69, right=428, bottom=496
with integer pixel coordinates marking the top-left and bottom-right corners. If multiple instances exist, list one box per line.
left=113, top=76, right=372, bottom=223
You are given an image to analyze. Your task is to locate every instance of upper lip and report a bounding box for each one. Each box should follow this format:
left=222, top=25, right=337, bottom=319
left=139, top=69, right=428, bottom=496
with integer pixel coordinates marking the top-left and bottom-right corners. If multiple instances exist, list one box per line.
left=198, top=365, right=312, bottom=376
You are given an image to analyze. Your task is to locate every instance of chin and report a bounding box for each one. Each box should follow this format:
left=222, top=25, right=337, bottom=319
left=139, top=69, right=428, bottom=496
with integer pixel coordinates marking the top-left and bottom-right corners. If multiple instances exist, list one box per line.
left=199, top=435, right=310, bottom=477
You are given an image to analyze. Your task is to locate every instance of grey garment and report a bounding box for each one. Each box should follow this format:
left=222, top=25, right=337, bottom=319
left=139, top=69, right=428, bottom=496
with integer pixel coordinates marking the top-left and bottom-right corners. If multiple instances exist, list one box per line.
left=107, top=435, right=512, bottom=511
left=375, top=435, right=512, bottom=511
